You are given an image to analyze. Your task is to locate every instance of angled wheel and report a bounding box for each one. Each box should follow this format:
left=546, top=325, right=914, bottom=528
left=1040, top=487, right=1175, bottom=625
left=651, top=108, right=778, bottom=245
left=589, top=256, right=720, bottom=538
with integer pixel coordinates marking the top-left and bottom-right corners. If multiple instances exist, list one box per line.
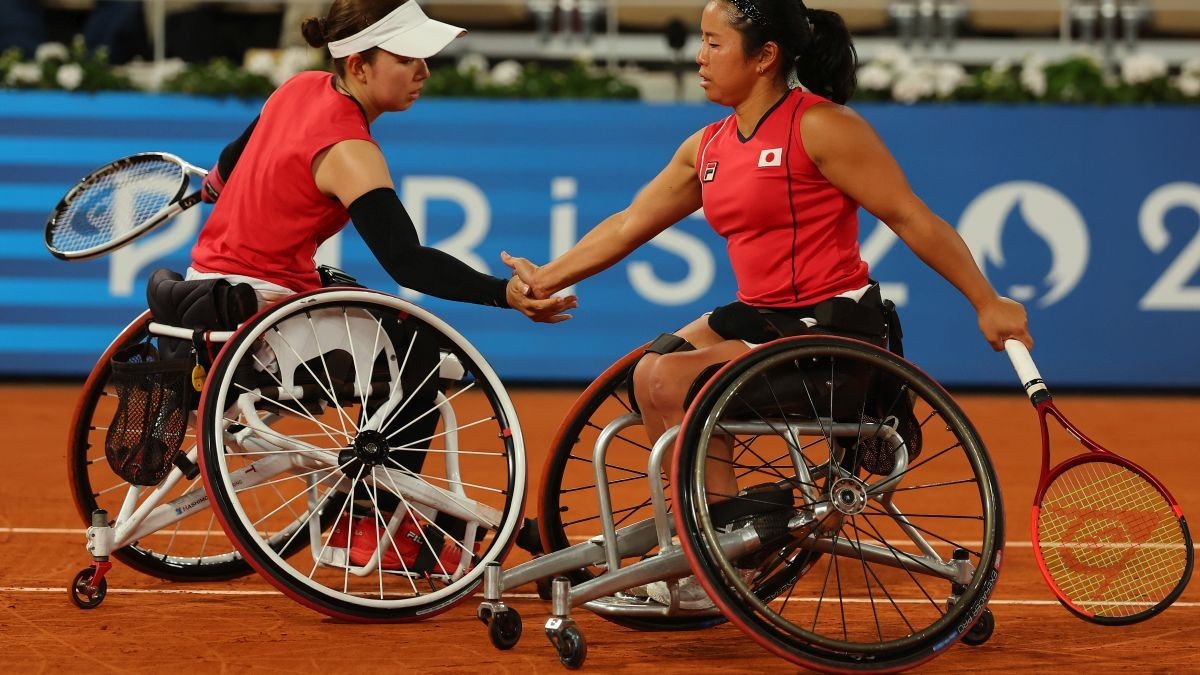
left=537, top=346, right=723, bottom=630
left=68, top=312, right=256, bottom=581
left=198, top=289, right=526, bottom=622
left=673, top=336, right=1004, bottom=671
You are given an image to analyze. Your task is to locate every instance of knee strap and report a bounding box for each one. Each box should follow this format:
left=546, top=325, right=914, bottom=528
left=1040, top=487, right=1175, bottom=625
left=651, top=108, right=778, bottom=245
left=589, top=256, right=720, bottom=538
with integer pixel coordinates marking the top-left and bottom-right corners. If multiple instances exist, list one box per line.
left=628, top=334, right=697, bottom=413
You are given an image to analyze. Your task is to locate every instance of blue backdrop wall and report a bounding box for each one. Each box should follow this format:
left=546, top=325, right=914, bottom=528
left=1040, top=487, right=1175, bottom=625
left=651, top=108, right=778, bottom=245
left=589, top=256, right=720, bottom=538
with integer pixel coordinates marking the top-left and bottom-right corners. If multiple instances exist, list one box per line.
left=1, top=91, right=1198, bottom=386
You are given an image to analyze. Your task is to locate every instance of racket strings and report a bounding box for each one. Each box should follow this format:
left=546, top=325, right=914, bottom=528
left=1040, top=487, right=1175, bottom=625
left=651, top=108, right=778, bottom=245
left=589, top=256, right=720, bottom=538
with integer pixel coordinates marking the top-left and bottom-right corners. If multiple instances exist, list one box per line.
left=1038, top=460, right=1187, bottom=617
left=50, top=160, right=185, bottom=254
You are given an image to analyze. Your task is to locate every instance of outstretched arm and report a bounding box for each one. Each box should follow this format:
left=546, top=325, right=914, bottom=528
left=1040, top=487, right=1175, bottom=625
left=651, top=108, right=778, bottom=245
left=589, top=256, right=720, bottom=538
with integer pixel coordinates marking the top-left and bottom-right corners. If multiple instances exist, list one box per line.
left=315, top=139, right=575, bottom=322
left=505, top=130, right=707, bottom=299
left=801, top=103, right=1031, bottom=351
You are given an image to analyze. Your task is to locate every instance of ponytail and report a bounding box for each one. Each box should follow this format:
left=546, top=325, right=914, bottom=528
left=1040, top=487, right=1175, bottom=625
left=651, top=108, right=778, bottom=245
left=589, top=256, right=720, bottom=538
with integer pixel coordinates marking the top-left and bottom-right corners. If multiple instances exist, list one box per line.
left=794, top=8, right=857, bottom=104
left=723, top=0, right=859, bottom=104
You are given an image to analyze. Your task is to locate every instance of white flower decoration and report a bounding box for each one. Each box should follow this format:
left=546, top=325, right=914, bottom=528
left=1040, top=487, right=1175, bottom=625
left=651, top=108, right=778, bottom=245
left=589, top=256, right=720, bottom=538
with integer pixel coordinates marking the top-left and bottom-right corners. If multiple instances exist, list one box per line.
left=1020, top=63, right=1047, bottom=97
left=934, top=62, right=968, bottom=98
left=490, top=60, right=523, bottom=87
left=873, top=45, right=912, bottom=72
left=456, top=53, right=488, bottom=76
left=1120, top=52, right=1167, bottom=85
left=891, top=63, right=936, bottom=103
left=244, top=50, right=277, bottom=77
left=6, top=62, right=42, bottom=85
left=34, top=42, right=69, bottom=63
left=1180, top=56, right=1200, bottom=79
left=56, top=62, right=83, bottom=90
left=273, top=47, right=316, bottom=86
left=857, top=62, right=892, bottom=91
left=1175, top=73, right=1200, bottom=98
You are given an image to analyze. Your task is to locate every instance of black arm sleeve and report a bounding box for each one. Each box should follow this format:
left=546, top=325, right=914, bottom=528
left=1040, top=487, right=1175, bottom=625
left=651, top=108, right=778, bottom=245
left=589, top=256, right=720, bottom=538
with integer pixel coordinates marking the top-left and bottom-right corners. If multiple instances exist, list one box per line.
left=348, top=187, right=510, bottom=308
left=215, top=115, right=259, bottom=182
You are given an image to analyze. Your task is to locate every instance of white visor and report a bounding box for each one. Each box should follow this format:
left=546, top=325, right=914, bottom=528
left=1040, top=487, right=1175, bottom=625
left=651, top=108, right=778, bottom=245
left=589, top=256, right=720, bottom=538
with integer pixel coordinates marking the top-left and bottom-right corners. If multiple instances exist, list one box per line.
left=328, top=1, right=466, bottom=59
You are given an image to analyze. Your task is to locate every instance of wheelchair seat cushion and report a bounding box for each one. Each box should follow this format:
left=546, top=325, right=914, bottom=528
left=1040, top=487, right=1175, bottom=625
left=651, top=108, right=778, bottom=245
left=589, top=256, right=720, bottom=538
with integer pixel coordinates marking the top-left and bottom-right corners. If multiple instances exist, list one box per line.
left=146, top=268, right=258, bottom=360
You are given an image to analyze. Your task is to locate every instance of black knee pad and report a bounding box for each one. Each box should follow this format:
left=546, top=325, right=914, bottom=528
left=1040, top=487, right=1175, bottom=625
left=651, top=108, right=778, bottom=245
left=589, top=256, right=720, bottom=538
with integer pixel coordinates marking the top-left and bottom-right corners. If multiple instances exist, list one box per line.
left=627, top=333, right=696, bottom=414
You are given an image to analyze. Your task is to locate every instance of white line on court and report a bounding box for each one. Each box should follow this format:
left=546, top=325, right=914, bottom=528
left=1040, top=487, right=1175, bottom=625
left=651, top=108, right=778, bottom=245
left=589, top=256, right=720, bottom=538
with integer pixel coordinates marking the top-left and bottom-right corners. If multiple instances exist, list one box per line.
left=1, top=586, right=1196, bottom=606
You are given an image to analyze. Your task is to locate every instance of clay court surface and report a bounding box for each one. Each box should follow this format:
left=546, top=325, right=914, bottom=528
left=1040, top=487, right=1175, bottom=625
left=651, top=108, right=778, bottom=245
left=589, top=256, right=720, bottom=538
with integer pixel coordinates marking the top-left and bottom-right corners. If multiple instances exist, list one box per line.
left=0, top=383, right=1196, bottom=672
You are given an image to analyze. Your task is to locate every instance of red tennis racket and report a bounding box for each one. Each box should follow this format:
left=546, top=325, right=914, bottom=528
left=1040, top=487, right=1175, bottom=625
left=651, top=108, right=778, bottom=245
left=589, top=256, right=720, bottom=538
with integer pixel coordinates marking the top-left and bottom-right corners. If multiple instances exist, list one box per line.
left=1005, top=339, right=1193, bottom=624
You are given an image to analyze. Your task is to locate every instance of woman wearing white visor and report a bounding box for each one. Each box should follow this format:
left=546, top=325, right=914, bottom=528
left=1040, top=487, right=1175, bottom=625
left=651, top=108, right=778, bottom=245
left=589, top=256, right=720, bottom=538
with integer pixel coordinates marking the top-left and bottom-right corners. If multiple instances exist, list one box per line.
left=188, top=0, right=576, bottom=323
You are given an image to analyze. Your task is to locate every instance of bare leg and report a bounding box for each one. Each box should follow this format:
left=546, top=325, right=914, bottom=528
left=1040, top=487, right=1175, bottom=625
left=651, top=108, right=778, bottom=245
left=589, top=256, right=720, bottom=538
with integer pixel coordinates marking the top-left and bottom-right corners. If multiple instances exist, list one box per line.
left=633, top=316, right=749, bottom=502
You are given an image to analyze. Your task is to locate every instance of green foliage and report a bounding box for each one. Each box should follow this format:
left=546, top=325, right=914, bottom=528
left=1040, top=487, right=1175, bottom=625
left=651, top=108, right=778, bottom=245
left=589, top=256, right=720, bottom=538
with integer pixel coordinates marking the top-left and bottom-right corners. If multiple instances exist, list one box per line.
left=424, top=60, right=639, bottom=99
left=159, top=59, right=276, bottom=98
left=0, top=37, right=134, bottom=92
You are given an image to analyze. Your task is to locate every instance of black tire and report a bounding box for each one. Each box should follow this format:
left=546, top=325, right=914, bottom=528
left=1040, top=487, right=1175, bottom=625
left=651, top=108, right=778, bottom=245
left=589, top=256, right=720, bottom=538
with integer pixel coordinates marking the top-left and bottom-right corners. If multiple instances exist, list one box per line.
left=67, top=312, right=255, bottom=581
left=199, top=290, right=526, bottom=622
left=674, top=336, right=1004, bottom=672
left=69, top=567, right=107, bottom=609
left=962, top=608, right=995, bottom=646
left=556, top=625, right=587, bottom=670
left=487, top=608, right=523, bottom=650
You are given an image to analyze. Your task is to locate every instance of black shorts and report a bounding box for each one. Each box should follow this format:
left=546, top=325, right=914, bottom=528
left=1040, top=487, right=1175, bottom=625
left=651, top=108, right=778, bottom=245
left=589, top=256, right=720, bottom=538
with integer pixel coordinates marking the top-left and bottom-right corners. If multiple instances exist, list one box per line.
left=707, top=284, right=888, bottom=346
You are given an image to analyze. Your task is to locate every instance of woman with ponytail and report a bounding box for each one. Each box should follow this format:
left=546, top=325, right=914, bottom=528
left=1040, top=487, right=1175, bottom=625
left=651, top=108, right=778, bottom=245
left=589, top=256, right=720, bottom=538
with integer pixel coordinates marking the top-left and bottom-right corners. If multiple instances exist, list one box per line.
left=188, top=0, right=574, bottom=322
left=504, top=0, right=1032, bottom=608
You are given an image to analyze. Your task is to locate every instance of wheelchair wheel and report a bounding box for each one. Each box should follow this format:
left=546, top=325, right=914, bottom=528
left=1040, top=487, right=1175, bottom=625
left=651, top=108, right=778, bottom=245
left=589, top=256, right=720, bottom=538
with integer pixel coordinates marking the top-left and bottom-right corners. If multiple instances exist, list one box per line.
left=538, top=347, right=817, bottom=631
left=68, top=312, right=256, bottom=581
left=673, top=336, right=1004, bottom=671
left=198, top=289, right=525, bottom=622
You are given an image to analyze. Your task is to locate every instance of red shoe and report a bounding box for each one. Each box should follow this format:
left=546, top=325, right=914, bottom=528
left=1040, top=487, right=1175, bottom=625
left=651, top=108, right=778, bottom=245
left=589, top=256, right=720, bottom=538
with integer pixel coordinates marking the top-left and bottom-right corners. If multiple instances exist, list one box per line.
left=326, top=513, right=481, bottom=573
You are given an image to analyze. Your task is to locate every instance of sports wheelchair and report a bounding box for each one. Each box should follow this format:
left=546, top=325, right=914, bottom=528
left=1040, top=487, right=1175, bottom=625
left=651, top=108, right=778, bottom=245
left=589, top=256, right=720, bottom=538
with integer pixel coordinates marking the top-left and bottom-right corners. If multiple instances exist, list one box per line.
left=477, top=334, right=1003, bottom=671
left=68, top=282, right=527, bottom=622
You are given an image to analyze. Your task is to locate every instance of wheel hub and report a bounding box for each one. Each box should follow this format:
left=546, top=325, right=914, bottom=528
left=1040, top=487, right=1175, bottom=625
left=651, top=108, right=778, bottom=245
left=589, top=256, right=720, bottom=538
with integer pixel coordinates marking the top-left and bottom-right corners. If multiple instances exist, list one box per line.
left=349, top=429, right=391, bottom=468
left=830, top=477, right=868, bottom=516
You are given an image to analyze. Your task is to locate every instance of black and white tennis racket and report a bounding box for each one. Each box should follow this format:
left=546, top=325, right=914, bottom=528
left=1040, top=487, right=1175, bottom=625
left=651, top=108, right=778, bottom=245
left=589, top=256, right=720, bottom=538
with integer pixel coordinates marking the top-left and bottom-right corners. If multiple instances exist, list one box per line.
left=45, top=152, right=207, bottom=261
left=1006, top=339, right=1193, bottom=625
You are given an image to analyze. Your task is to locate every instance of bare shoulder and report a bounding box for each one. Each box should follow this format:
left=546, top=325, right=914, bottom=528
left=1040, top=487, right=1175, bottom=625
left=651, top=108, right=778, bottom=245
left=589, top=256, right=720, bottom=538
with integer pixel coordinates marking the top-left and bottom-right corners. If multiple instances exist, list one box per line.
left=799, top=101, right=879, bottom=163
left=673, top=128, right=706, bottom=168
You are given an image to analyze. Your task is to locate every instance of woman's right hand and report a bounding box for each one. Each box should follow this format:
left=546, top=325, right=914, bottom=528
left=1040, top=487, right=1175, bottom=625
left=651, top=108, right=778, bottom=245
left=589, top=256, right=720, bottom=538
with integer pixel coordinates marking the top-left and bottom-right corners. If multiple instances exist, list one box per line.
left=506, top=275, right=576, bottom=323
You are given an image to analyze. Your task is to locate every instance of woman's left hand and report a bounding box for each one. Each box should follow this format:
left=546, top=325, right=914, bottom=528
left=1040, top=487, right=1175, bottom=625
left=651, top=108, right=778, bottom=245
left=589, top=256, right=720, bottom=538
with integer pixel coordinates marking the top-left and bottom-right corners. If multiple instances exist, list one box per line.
left=978, top=296, right=1032, bottom=351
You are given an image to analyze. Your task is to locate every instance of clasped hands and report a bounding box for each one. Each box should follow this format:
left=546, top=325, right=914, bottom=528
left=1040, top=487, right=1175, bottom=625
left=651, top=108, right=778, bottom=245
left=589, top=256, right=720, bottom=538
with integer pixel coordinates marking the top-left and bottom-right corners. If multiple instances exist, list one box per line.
left=502, top=251, right=575, bottom=324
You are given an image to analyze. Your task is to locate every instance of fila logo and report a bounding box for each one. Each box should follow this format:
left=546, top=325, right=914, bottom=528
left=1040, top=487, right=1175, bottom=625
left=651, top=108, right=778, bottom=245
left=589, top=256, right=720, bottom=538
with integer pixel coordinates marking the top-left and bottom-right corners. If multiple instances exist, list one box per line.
left=758, top=148, right=782, bottom=167
left=703, top=161, right=719, bottom=182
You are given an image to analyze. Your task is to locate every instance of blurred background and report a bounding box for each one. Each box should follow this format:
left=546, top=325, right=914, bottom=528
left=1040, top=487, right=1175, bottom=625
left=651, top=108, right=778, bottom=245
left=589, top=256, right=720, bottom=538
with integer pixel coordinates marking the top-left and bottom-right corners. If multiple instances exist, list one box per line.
left=1, top=0, right=1198, bottom=387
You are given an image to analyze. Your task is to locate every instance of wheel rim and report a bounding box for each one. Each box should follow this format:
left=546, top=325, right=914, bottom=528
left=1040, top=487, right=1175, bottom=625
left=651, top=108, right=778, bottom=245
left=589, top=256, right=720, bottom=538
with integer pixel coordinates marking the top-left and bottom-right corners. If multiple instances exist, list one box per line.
left=200, top=291, right=524, bottom=618
left=674, top=337, right=1003, bottom=668
left=68, top=312, right=253, bottom=579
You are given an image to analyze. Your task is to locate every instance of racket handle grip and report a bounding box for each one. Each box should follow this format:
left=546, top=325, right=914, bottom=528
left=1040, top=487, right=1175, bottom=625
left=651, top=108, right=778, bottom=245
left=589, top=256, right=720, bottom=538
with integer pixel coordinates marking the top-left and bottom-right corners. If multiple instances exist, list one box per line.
left=1004, top=339, right=1049, bottom=403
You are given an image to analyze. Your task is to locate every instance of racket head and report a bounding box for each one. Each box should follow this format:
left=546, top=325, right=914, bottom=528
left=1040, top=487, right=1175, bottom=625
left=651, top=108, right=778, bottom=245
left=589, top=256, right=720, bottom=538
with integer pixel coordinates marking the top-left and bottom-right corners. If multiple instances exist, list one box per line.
left=1033, top=452, right=1194, bottom=625
left=45, top=152, right=204, bottom=261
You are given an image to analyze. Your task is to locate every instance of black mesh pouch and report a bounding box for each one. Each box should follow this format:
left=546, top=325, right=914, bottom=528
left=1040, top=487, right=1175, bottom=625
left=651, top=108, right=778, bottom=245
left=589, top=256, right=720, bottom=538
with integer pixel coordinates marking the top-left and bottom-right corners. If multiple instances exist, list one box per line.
left=105, top=341, right=193, bottom=486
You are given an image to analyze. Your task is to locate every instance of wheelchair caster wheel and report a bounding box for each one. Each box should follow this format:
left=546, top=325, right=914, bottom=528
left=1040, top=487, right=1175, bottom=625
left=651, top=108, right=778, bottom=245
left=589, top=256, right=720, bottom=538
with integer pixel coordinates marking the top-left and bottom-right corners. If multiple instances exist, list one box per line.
left=487, top=608, right=523, bottom=650
left=962, top=608, right=994, bottom=647
left=555, top=625, right=586, bottom=670
left=69, top=568, right=107, bottom=609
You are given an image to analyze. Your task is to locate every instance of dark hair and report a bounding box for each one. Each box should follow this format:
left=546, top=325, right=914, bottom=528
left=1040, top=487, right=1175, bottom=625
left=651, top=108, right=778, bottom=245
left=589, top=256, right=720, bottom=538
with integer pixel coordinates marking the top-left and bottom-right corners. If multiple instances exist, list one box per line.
left=301, top=0, right=408, bottom=75
left=722, top=0, right=858, bottom=104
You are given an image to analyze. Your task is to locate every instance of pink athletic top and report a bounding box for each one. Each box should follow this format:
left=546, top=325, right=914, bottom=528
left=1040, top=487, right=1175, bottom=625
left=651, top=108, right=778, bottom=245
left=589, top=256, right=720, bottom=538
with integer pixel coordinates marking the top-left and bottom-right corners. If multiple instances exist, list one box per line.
left=191, top=71, right=376, bottom=292
left=696, top=89, right=869, bottom=307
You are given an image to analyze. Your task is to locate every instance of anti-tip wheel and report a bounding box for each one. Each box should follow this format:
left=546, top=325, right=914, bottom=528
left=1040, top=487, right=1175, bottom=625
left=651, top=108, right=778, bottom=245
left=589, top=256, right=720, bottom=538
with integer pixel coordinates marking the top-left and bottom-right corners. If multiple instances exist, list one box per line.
left=961, top=608, right=995, bottom=647
left=488, top=608, right=523, bottom=650
left=69, top=568, right=107, bottom=609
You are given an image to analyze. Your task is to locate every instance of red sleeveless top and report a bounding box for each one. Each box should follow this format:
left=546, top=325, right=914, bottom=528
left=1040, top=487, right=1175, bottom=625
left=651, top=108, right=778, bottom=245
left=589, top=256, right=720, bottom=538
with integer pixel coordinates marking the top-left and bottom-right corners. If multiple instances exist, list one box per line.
left=191, top=71, right=376, bottom=292
left=696, top=89, right=868, bottom=307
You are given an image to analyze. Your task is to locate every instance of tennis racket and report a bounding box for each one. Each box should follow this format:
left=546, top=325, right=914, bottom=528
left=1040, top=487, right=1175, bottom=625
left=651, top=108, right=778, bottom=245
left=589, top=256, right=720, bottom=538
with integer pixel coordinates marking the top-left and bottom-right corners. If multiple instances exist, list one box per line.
left=45, top=152, right=207, bottom=261
left=1005, top=339, right=1193, bottom=625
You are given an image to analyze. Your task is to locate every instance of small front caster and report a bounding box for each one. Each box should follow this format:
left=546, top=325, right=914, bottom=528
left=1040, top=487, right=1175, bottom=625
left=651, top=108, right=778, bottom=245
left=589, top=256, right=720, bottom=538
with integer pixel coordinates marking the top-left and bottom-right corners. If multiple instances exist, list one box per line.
left=962, top=608, right=994, bottom=647
left=486, top=607, right=523, bottom=650
left=553, top=624, right=587, bottom=670
left=69, top=567, right=108, bottom=609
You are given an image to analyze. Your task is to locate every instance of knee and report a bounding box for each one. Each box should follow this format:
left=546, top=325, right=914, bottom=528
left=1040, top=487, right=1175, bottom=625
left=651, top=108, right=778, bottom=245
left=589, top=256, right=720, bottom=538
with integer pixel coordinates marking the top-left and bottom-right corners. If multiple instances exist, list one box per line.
left=634, top=355, right=688, bottom=415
